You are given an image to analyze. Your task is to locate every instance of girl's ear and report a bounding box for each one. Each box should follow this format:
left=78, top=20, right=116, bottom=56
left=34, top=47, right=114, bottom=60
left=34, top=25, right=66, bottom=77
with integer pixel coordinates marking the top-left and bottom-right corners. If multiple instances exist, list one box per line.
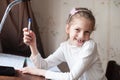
left=66, top=24, right=70, bottom=34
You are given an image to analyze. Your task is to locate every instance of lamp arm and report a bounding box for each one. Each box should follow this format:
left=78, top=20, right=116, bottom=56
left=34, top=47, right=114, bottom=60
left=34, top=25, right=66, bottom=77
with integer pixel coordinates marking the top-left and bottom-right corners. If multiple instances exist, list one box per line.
left=0, top=0, right=22, bottom=33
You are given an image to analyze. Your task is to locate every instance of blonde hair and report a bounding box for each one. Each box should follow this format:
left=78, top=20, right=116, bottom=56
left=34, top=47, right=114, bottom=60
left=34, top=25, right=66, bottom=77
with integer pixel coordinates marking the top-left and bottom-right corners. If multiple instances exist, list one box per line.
left=67, top=7, right=95, bottom=31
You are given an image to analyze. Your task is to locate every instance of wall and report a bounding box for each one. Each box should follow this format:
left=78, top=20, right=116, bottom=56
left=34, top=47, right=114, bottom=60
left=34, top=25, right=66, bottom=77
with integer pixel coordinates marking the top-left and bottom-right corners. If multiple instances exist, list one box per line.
left=30, top=0, right=120, bottom=71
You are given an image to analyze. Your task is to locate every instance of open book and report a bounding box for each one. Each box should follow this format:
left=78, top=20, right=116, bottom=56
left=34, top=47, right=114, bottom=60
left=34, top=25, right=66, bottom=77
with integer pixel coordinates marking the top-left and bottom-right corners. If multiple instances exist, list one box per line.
left=0, top=53, right=35, bottom=70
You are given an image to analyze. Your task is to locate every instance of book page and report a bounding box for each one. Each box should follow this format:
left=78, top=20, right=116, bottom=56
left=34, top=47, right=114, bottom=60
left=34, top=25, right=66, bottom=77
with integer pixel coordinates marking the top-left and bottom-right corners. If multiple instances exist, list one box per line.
left=0, top=53, right=25, bottom=70
left=26, top=58, right=35, bottom=67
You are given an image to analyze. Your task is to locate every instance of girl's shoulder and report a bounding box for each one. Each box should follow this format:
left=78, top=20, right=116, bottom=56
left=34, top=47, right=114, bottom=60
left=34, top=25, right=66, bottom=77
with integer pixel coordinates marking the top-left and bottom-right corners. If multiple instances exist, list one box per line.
left=60, top=40, right=69, bottom=47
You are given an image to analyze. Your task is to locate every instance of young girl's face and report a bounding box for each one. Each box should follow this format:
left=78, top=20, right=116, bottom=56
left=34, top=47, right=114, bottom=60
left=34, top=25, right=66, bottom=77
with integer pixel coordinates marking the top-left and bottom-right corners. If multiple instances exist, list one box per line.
left=66, top=17, right=92, bottom=47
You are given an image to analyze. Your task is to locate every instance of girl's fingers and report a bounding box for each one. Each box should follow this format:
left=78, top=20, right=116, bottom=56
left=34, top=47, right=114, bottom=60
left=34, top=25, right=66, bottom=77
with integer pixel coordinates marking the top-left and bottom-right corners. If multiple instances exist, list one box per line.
left=23, top=27, right=36, bottom=46
left=20, top=67, right=34, bottom=74
left=20, top=67, right=29, bottom=73
left=24, top=31, right=30, bottom=35
left=23, top=29, right=33, bottom=44
left=23, top=30, right=33, bottom=38
left=23, top=36, right=31, bottom=45
left=23, top=35, right=32, bottom=41
left=23, top=27, right=28, bottom=31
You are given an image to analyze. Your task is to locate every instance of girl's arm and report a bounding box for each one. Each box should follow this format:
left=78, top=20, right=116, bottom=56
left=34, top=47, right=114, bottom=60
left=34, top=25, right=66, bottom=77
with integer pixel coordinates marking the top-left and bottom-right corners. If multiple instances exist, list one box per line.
left=23, top=28, right=64, bottom=69
left=23, top=28, right=46, bottom=68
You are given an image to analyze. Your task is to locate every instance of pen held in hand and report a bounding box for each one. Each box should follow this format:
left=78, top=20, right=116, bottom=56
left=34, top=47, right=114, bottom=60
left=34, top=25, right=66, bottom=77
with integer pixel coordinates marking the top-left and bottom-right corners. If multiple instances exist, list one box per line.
left=26, top=18, right=32, bottom=46
left=28, top=18, right=32, bottom=30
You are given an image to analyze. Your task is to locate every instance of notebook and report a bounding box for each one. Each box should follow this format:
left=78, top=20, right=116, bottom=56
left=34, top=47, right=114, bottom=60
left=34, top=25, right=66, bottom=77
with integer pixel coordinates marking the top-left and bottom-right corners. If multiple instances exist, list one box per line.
left=0, top=53, right=35, bottom=70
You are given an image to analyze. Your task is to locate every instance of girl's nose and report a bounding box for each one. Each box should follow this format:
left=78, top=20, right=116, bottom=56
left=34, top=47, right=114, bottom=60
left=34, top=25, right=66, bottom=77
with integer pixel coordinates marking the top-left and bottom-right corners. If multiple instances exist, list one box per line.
left=77, top=32, right=84, bottom=39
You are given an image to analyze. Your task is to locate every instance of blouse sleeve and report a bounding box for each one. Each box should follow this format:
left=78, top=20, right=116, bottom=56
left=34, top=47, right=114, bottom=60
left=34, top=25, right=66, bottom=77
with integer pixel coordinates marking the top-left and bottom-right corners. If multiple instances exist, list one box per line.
left=30, top=44, right=65, bottom=69
left=30, top=53, right=47, bottom=69
left=45, top=40, right=97, bottom=80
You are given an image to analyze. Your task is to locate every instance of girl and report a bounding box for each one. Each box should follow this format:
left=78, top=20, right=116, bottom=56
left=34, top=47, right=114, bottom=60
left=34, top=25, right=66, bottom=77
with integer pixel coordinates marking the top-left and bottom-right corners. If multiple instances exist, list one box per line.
left=21, top=7, right=107, bottom=80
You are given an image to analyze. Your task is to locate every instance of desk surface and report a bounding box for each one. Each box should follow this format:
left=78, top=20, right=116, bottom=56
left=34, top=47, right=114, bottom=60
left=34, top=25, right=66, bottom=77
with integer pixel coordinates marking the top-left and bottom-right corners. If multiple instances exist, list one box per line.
left=0, top=70, right=45, bottom=80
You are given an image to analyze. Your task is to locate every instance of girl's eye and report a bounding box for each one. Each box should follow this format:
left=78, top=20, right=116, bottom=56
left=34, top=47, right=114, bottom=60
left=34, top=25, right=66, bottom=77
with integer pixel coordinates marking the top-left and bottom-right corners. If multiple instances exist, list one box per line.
left=84, top=31, right=91, bottom=35
left=75, top=29, right=80, bottom=32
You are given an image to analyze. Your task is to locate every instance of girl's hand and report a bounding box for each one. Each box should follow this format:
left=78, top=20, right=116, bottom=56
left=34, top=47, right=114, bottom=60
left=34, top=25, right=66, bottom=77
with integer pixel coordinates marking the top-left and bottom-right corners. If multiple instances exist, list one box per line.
left=23, top=28, right=36, bottom=47
left=20, top=67, right=38, bottom=75
left=20, top=67, right=46, bottom=76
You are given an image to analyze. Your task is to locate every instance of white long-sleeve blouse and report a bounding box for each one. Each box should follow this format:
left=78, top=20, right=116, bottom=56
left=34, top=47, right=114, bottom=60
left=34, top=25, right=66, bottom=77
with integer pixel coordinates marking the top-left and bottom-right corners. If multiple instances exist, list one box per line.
left=30, top=39, right=107, bottom=80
